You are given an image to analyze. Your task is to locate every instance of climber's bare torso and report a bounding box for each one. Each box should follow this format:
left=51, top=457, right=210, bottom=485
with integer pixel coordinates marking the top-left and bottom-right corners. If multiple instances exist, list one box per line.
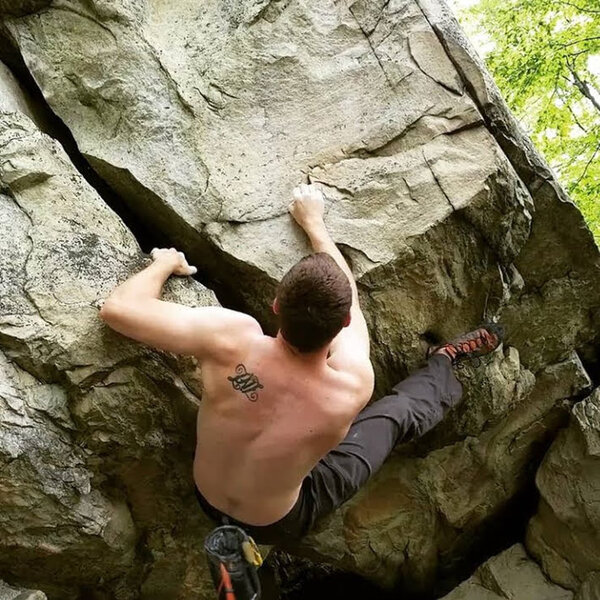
left=99, top=185, right=374, bottom=527
left=193, top=322, right=370, bottom=526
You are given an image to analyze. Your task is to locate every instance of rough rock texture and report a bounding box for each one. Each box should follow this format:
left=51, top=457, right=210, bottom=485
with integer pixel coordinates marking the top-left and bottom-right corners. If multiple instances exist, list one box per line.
left=527, top=389, right=600, bottom=595
left=576, top=573, right=600, bottom=600
left=0, top=0, right=543, bottom=362
left=0, top=580, right=47, bottom=600
left=0, top=60, right=35, bottom=117
left=0, top=87, right=218, bottom=598
left=440, top=544, right=573, bottom=600
left=0, top=0, right=598, bottom=598
left=416, top=0, right=600, bottom=373
left=297, top=350, right=591, bottom=594
left=1, top=0, right=598, bottom=380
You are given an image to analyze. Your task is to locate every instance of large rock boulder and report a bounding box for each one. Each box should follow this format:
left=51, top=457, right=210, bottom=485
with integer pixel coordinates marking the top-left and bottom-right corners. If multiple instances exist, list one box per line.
left=416, top=0, right=600, bottom=372
left=0, top=0, right=598, bottom=376
left=526, top=389, right=600, bottom=595
left=0, top=96, right=218, bottom=597
left=1, top=0, right=598, bottom=382
left=0, top=0, right=598, bottom=597
left=440, top=544, right=573, bottom=600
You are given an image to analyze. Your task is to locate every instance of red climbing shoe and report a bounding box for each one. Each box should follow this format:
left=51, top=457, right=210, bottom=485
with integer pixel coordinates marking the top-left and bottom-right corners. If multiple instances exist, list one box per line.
left=427, top=324, right=504, bottom=365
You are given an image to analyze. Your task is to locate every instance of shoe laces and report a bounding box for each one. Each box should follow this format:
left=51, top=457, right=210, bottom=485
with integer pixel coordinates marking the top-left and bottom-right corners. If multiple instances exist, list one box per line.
left=444, top=329, right=495, bottom=360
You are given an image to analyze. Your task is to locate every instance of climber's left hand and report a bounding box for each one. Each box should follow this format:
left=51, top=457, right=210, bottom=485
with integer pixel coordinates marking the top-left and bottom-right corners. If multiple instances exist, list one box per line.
left=151, top=247, right=197, bottom=276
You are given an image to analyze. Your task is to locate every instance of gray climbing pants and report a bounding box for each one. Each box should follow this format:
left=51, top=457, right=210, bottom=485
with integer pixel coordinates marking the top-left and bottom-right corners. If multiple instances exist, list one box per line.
left=195, top=354, right=462, bottom=545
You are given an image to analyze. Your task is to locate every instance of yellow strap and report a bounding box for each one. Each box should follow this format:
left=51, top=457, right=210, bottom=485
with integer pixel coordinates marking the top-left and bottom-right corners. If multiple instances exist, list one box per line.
left=242, top=537, right=263, bottom=567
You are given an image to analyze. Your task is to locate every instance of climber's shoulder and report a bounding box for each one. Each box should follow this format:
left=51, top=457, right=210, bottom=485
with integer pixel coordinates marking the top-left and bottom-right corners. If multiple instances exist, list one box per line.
left=188, top=306, right=263, bottom=364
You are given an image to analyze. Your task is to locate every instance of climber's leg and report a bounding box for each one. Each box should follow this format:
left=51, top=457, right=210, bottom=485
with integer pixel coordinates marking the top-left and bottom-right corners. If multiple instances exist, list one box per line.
left=305, top=354, right=462, bottom=521
left=304, top=324, right=503, bottom=522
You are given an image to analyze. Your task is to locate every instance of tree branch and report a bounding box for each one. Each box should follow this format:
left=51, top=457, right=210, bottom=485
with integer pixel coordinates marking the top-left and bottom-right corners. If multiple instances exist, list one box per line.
left=567, top=102, right=588, bottom=133
left=566, top=59, right=600, bottom=114
left=573, top=140, right=600, bottom=189
left=556, top=36, right=600, bottom=48
left=552, top=0, right=600, bottom=14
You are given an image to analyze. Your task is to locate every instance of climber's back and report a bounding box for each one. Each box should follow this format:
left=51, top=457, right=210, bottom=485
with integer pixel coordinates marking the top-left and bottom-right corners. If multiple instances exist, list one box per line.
left=193, top=326, right=371, bottom=526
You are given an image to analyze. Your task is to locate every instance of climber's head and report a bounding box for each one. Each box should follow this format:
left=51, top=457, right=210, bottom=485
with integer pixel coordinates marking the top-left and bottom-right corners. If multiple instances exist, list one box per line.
left=273, top=252, right=352, bottom=353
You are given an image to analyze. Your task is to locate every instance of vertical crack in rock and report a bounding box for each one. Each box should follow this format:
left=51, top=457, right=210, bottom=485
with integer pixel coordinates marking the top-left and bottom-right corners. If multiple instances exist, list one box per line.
left=422, top=148, right=456, bottom=211
left=2, top=191, right=54, bottom=328
left=0, top=25, right=157, bottom=252
left=0, top=25, right=252, bottom=318
left=407, top=31, right=464, bottom=97
left=366, top=0, right=393, bottom=37
left=346, top=2, right=398, bottom=94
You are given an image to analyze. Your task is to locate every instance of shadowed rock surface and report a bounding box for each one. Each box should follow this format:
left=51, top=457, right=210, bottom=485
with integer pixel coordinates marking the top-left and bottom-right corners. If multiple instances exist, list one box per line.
left=527, top=388, right=600, bottom=597
left=0, top=85, right=218, bottom=596
left=0, top=0, right=598, bottom=598
left=440, top=544, right=573, bottom=600
left=296, top=350, right=591, bottom=595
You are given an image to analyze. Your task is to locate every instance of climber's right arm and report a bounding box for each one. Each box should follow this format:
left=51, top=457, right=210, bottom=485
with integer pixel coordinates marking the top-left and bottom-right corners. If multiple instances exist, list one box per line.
left=289, top=184, right=374, bottom=403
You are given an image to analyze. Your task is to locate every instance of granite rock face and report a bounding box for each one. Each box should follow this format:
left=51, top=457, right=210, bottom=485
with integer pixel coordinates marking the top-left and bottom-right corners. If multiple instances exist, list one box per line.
left=0, top=580, right=47, bottom=600
left=0, top=0, right=539, bottom=363
left=527, top=389, right=600, bottom=595
left=0, top=0, right=598, bottom=598
left=440, top=544, right=573, bottom=600
left=416, top=0, right=600, bottom=372
left=0, top=81, right=218, bottom=597
left=1, top=0, right=598, bottom=382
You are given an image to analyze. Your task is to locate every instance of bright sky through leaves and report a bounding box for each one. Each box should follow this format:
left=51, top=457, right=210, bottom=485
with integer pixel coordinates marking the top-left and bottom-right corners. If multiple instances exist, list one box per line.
left=446, top=0, right=600, bottom=244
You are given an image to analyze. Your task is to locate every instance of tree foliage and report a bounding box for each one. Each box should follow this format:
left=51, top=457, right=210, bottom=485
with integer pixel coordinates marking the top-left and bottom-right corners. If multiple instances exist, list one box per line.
left=460, top=0, right=600, bottom=242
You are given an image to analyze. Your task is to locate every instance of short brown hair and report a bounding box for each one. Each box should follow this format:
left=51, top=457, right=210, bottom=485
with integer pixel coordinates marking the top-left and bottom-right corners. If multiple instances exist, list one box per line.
left=276, top=253, right=352, bottom=353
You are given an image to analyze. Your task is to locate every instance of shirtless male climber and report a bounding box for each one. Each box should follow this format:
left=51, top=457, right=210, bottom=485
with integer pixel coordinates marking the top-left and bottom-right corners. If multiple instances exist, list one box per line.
left=100, top=183, right=502, bottom=545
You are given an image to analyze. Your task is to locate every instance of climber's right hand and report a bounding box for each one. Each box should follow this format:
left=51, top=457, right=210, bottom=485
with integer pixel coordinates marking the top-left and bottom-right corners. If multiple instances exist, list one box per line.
left=289, top=183, right=325, bottom=232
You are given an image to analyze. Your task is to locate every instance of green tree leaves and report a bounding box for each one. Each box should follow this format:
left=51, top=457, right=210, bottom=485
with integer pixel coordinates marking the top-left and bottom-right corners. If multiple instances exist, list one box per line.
left=457, top=0, right=600, bottom=242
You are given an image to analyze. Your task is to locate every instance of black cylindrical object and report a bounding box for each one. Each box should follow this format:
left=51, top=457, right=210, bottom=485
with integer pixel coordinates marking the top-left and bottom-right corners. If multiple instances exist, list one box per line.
left=204, top=525, right=261, bottom=600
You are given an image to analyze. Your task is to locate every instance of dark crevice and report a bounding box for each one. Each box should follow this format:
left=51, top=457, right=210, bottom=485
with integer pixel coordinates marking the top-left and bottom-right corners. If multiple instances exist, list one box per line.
left=429, top=481, right=541, bottom=598
left=579, top=335, right=600, bottom=388
left=267, top=551, right=394, bottom=600
left=0, top=25, right=158, bottom=253
left=0, top=24, right=272, bottom=321
left=269, top=485, right=539, bottom=600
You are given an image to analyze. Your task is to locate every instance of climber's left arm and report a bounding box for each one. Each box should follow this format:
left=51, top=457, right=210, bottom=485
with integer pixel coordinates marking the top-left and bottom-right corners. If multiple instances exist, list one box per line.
left=99, top=248, right=262, bottom=361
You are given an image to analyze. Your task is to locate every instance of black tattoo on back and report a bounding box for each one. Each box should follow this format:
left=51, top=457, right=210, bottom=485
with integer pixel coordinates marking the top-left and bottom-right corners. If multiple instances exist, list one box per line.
left=228, top=364, right=264, bottom=402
